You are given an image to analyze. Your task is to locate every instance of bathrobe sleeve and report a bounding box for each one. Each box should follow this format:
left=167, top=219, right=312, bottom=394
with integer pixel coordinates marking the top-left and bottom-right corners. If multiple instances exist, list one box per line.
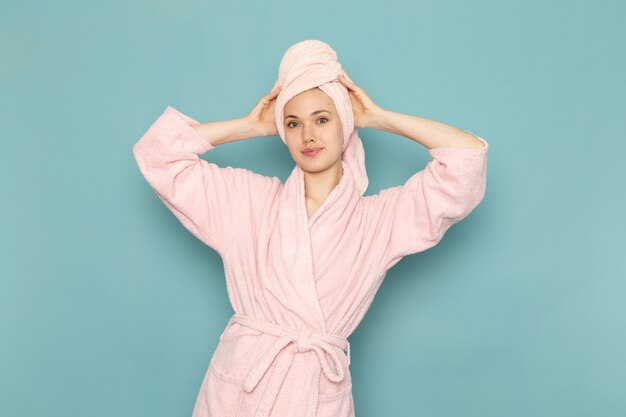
left=374, top=134, right=489, bottom=273
left=132, top=105, right=277, bottom=256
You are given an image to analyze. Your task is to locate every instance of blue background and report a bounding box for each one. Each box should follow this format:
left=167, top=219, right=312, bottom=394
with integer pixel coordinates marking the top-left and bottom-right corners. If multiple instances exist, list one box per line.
left=2, top=0, right=625, bottom=416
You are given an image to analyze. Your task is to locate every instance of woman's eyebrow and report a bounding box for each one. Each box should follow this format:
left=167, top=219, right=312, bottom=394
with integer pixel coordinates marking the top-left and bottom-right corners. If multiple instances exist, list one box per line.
left=285, top=110, right=330, bottom=119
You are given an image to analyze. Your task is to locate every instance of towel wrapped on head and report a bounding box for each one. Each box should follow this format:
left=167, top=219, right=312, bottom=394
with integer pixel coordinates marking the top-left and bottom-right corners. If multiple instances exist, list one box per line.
left=273, top=39, right=369, bottom=195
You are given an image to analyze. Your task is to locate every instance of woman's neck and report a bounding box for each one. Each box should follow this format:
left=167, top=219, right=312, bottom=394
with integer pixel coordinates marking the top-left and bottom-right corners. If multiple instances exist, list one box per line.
left=303, top=161, right=343, bottom=204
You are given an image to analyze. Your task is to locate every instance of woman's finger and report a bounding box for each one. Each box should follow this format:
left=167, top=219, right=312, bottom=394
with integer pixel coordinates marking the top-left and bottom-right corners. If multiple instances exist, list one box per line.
left=340, top=71, right=356, bottom=86
left=268, top=84, right=282, bottom=99
left=340, top=76, right=362, bottom=98
left=337, top=75, right=356, bottom=93
left=256, top=84, right=281, bottom=111
left=270, top=80, right=281, bottom=94
left=344, top=75, right=364, bottom=94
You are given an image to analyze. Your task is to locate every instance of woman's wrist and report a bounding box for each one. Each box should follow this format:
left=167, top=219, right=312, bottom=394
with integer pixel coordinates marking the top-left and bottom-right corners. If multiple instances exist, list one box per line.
left=240, top=116, right=277, bottom=138
left=366, top=108, right=395, bottom=132
left=191, top=117, right=261, bottom=146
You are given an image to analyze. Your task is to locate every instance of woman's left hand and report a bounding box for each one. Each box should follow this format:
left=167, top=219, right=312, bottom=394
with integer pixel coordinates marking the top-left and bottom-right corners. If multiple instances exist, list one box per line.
left=337, top=70, right=385, bottom=129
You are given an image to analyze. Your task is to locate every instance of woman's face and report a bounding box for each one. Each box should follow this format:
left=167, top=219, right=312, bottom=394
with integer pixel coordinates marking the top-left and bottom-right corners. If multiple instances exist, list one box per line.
left=282, top=87, right=344, bottom=175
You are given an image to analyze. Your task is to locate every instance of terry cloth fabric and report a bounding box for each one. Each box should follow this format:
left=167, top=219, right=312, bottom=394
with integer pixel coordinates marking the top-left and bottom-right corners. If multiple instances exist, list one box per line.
left=274, top=39, right=368, bottom=195
left=133, top=105, right=489, bottom=416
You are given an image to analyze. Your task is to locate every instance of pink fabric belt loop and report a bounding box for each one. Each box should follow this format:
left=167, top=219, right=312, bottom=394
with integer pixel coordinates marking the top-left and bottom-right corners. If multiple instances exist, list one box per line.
left=228, top=313, right=351, bottom=417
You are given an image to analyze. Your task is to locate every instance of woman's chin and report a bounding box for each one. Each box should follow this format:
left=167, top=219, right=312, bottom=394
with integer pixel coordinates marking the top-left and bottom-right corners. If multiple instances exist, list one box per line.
left=299, top=158, right=343, bottom=175
left=300, top=165, right=326, bottom=174
left=298, top=159, right=327, bottom=172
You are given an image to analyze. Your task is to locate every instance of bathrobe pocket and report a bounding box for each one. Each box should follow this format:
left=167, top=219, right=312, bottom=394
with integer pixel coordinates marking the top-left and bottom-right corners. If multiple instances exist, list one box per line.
left=205, top=360, right=245, bottom=417
left=317, top=348, right=354, bottom=415
left=318, top=384, right=354, bottom=416
left=205, top=323, right=268, bottom=417
left=210, top=322, right=274, bottom=382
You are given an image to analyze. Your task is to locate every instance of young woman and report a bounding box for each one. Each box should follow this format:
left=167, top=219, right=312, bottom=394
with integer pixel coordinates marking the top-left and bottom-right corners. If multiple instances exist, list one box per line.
left=133, top=40, right=488, bottom=417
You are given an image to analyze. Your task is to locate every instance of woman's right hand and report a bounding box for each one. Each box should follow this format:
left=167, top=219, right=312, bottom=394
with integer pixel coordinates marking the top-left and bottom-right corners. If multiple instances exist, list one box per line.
left=244, top=80, right=282, bottom=137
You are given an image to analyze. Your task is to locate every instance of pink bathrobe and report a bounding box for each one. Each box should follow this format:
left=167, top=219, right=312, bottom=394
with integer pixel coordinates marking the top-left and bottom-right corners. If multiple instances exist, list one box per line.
left=133, top=106, right=489, bottom=417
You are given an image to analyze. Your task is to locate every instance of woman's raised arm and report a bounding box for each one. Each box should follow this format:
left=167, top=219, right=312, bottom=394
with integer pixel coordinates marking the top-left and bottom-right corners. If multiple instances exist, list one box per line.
left=370, top=135, right=489, bottom=273
left=338, top=71, right=489, bottom=273
left=132, top=106, right=280, bottom=256
left=370, top=111, right=488, bottom=273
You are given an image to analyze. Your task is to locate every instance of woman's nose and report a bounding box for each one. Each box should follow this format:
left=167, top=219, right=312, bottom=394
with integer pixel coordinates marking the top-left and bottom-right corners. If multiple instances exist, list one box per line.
left=302, top=125, right=316, bottom=143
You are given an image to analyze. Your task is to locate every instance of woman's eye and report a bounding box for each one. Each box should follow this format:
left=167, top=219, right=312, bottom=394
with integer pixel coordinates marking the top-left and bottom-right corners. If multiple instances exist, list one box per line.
left=287, top=118, right=327, bottom=128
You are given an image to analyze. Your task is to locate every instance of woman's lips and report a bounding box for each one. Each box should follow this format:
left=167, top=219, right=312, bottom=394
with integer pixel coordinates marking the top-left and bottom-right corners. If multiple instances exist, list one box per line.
left=302, top=147, right=323, bottom=156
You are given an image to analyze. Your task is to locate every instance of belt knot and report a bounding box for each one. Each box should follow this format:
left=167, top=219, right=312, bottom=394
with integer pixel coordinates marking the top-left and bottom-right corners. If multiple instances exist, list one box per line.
left=228, top=314, right=351, bottom=417
left=295, top=328, right=313, bottom=352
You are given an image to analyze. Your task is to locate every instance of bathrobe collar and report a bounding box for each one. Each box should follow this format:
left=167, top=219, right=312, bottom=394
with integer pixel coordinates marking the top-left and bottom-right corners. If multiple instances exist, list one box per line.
left=277, top=158, right=357, bottom=331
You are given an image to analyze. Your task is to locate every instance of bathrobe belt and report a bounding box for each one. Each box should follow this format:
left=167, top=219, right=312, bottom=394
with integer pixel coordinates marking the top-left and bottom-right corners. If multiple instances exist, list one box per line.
left=224, top=313, right=351, bottom=417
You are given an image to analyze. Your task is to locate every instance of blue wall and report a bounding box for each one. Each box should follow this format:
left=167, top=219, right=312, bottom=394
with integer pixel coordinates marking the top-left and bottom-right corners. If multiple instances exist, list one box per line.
left=2, top=0, right=625, bottom=416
